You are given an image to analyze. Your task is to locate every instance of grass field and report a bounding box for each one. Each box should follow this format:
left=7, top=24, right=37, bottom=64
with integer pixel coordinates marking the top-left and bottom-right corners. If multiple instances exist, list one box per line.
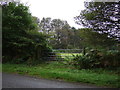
left=58, top=53, right=82, bottom=59
left=2, top=62, right=120, bottom=88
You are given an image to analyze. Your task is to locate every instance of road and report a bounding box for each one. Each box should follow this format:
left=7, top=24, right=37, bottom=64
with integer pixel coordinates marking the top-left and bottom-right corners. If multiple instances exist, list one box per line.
left=2, top=73, right=106, bottom=88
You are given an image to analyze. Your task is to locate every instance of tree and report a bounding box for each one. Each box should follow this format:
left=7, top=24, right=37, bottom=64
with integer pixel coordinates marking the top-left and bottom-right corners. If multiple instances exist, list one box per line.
left=78, top=28, right=117, bottom=49
left=50, top=19, right=71, bottom=48
left=32, top=16, right=41, bottom=30
left=39, top=18, right=72, bottom=49
left=2, top=1, right=34, bottom=57
left=2, top=1, right=52, bottom=64
left=75, top=1, right=120, bottom=41
left=39, top=17, right=52, bottom=34
left=39, top=18, right=83, bottom=49
left=62, top=27, right=83, bottom=49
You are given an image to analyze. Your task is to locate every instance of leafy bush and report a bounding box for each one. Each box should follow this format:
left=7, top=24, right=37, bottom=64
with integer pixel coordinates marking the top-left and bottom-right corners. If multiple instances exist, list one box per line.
left=71, top=49, right=120, bottom=69
left=2, top=2, right=53, bottom=65
left=72, top=55, right=90, bottom=69
left=100, top=50, right=120, bottom=68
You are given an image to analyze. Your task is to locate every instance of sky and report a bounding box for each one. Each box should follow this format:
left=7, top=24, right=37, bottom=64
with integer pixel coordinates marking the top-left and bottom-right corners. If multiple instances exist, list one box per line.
left=20, top=0, right=86, bottom=28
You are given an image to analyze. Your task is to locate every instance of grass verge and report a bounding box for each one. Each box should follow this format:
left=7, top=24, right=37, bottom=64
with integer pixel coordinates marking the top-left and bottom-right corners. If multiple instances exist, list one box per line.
left=2, top=61, right=120, bottom=88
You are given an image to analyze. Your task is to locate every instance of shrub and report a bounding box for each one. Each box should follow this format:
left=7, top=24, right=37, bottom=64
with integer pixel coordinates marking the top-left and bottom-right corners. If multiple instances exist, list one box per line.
left=100, top=50, right=120, bottom=68
left=72, top=55, right=91, bottom=69
left=71, top=49, right=120, bottom=69
left=2, top=2, right=54, bottom=65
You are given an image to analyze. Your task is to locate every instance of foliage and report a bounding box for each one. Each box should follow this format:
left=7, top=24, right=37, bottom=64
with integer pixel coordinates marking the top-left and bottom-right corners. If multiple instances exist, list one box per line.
left=39, top=17, right=52, bottom=34
left=3, top=63, right=120, bottom=88
left=75, top=1, right=120, bottom=40
left=78, top=28, right=117, bottom=49
left=39, top=18, right=83, bottom=49
left=71, top=55, right=89, bottom=69
left=2, top=2, right=52, bottom=64
left=100, top=50, right=120, bottom=68
left=71, top=49, right=120, bottom=69
left=73, top=1, right=120, bottom=70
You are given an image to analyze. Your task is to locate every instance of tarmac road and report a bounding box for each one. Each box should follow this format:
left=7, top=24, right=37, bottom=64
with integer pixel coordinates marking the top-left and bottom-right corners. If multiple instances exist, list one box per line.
left=2, top=73, right=109, bottom=88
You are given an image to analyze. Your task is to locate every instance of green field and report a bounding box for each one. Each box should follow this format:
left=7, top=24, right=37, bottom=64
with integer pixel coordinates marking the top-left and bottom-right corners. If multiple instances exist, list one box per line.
left=58, top=53, right=82, bottom=59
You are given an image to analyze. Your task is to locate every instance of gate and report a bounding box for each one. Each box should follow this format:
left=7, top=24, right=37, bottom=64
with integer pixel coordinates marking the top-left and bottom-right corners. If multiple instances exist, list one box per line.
left=47, top=49, right=83, bottom=61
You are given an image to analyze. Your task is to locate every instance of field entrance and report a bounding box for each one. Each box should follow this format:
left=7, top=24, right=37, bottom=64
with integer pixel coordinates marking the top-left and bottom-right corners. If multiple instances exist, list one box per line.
left=50, top=49, right=83, bottom=60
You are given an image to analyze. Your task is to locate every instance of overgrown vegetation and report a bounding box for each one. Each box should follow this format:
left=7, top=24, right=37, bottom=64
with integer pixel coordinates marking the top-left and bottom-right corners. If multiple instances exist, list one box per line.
left=2, top=1, right=52, bottom=65
left=2, top=62, right=120, bottom=88
left=72, top=1, right=120, bottom=70
left=70, top=49, right=120, bottom=69
left=2, top=0, right=120, bottom=88
left=75, top=1, right=120, bottom=40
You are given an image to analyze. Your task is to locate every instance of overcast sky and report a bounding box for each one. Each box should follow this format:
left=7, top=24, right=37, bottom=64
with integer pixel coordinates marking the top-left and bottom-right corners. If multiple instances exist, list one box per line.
left=20, top=0, right=86, bottom=28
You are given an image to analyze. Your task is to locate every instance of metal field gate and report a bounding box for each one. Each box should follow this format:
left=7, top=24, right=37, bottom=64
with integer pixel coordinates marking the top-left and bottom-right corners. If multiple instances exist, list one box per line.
left=47, top=49, right=83, bottom=61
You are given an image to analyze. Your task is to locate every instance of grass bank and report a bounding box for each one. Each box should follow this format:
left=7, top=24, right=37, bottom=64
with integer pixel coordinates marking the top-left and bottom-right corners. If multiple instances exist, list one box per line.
left=2, top=62, right=119, bottom=88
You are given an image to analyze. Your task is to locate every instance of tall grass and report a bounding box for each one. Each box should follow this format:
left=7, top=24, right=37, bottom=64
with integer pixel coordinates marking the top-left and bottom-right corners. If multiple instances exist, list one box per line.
left=2, top=62, right=119, bottom=88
